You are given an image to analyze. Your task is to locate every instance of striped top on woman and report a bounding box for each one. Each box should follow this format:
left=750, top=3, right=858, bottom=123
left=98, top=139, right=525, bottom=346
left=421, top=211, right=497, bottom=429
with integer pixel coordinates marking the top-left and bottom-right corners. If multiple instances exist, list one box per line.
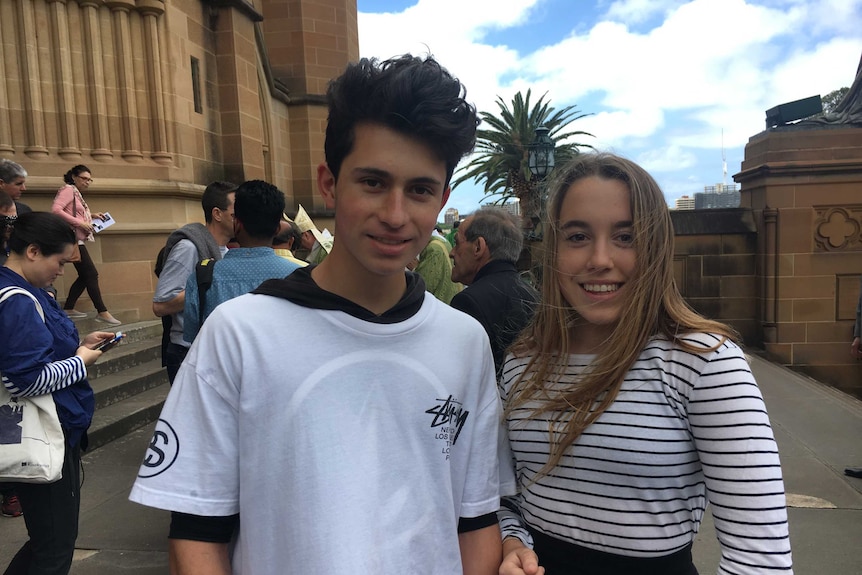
left=499, top=332, right=793, bottom=574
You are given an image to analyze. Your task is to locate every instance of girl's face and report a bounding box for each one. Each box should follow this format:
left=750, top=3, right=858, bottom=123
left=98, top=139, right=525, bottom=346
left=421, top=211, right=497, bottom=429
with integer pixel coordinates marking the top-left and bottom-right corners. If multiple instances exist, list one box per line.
left=555, top=175, right=637, bottom=352
left=25, top=243, right=76, bottom=288
left=73, top=171, right=93, bottom=192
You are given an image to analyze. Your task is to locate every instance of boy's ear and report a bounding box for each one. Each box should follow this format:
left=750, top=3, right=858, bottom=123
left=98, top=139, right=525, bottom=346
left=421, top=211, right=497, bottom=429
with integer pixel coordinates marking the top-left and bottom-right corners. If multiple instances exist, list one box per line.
left=440, top=186, right=451, bottom=209
left=317, top=163, right=336, bottom=210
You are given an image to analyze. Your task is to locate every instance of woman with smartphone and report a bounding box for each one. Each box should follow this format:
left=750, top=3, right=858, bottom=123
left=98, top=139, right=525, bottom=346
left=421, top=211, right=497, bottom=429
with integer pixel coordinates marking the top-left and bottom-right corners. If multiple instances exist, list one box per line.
left=0, top=212, right=115, bottom=575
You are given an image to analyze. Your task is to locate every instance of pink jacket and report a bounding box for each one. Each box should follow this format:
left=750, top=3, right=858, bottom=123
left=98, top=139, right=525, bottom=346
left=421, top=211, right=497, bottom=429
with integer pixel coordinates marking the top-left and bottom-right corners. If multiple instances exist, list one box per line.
left=52, top=184, right=93, bottom=242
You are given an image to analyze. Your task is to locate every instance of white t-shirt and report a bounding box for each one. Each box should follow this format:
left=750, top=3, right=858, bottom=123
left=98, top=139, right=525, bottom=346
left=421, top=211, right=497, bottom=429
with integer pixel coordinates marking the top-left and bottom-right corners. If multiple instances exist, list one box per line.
left=130, top=291, right=514, bottom=574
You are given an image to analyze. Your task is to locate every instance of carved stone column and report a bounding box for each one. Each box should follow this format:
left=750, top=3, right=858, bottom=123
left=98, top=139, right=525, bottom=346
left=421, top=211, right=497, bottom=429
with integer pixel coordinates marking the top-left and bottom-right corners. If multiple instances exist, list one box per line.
left=47, top=0, right=82, bottom=159
left=80, top=0, right=113, bottom=160
left=18, top=0, right=49, bottom=157
left=762, top=208, right=778, bottom=337
left=106, top=0, right=143, bottom=161
left=139, top=0, right=171, bottom=164
left=0, top=3, right=15, bottom=154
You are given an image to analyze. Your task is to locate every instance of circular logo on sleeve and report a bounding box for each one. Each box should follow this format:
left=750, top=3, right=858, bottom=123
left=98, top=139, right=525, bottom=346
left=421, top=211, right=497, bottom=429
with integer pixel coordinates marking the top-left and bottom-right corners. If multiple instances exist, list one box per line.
left=137, top=418, right=179, bottom=478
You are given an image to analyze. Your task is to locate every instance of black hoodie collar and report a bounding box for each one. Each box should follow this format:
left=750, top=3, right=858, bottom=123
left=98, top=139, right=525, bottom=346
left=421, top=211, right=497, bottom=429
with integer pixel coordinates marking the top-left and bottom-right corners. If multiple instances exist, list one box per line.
left=252, top=266, right=427, bottom=324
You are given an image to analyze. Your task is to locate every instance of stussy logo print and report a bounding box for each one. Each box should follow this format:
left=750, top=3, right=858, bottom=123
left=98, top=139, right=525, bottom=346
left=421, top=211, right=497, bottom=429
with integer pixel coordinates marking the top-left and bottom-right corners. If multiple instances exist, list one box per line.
left=426, top=395, right=469, bottom=459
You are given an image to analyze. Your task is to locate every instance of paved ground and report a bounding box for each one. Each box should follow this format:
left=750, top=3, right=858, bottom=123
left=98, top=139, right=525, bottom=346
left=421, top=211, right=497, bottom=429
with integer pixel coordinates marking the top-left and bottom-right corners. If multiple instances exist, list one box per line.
left=2, top=353, right=861, bottom=573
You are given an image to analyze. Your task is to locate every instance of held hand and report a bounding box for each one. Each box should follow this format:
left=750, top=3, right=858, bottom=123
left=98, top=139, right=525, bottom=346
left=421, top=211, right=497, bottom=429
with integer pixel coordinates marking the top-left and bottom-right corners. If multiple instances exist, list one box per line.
left=852, top=337, right=861, bottom=359
left=75, top=345, right=102, bottom=366
left=93, top=212, right=106, bottom=220
left=81, top=222, right=95, bottom=234
left=500, top=541, right=544, bottom=575
left=82, top=331, right=116, bottom=348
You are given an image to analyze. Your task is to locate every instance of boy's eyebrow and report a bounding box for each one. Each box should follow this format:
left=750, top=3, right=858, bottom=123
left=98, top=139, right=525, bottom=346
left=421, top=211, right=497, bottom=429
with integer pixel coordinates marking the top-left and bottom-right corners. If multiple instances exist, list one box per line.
left=352, top=167, right=444, bottom=187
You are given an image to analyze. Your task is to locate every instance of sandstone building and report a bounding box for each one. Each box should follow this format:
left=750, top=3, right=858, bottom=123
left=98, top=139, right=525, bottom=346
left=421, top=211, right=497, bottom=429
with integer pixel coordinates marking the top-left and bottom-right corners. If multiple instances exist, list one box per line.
left=1, top=0, right=356, bottom=318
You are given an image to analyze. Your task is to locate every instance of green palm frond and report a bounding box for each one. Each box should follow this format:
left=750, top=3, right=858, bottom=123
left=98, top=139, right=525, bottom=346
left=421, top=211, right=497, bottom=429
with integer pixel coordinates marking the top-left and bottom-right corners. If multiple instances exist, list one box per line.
left=452, top=89, right=594, bottom=205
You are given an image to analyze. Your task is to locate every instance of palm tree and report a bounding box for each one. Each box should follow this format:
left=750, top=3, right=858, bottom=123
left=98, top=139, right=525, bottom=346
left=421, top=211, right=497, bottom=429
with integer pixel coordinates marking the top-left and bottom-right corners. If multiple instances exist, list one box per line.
left=452, top=89, right=593, bottom=212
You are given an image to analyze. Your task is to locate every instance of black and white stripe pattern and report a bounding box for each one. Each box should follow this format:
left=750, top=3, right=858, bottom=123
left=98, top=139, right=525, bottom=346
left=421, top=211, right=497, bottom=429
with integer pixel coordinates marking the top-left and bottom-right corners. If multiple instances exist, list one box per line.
left=500, top=333, right=793, bottom=573
left=3, top=356, right=86, bottom=397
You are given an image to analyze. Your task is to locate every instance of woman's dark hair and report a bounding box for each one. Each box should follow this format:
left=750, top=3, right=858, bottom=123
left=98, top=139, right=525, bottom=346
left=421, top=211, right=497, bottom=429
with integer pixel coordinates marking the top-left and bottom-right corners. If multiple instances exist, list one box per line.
left=63, top=164, right=91, bottom=185
left=7, top=212, right=76, bottom=256
left=324, top=54, right=478, bottom=186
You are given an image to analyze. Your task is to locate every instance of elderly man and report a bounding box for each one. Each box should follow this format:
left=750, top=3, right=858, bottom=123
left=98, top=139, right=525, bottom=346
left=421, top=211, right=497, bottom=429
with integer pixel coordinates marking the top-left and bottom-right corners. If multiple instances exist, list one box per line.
left=450, top=207, right=538, bottom=375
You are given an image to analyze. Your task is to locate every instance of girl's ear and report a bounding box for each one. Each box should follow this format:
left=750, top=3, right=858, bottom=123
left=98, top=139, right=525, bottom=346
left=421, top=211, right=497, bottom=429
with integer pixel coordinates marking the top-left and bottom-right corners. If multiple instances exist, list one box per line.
left=26, top=244, right=41, bottom=260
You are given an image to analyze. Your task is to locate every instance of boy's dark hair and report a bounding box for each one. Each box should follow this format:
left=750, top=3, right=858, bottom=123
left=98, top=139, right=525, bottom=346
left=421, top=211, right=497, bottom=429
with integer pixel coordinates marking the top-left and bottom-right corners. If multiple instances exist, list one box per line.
left=234, top=180, right=286, bottom=239
left=273, top=219, right=303, bottom=249
left=201, top=181, right=237, bottom=223
left=324, top=54, right=478, bottom=186
left=8, top=212, right=76, bottom=256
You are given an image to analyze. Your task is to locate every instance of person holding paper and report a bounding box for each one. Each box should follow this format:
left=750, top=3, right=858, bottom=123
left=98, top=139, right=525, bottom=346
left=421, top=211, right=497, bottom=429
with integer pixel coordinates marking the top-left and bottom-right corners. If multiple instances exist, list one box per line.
left=51, top=165, right=121, bottom=325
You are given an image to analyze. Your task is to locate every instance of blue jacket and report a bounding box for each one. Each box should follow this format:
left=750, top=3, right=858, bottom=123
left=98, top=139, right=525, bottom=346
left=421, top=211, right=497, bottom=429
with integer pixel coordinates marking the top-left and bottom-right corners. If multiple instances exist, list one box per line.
left=0, top=267, right=94, bottom=448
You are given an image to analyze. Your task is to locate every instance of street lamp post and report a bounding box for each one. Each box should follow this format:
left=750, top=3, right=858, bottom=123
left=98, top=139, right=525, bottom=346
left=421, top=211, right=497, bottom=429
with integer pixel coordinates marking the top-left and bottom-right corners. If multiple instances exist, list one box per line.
left=526, top=125, right=556, bottom=241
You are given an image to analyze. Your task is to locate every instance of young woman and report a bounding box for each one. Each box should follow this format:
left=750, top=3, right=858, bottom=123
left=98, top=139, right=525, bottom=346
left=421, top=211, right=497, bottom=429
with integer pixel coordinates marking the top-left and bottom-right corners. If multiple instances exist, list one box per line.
left=51, top=164, right=120, bottom=324
left=499, top=153, right=793, bottom=575
left=1, top=212, right=114, bottom=575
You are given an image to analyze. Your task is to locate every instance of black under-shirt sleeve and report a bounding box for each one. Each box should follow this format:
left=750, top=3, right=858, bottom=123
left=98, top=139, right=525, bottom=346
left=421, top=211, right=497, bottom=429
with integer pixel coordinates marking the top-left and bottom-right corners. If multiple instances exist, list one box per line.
left=457, top=512, right=498, bottom=533
left=169, top=512, right=239, bottom=543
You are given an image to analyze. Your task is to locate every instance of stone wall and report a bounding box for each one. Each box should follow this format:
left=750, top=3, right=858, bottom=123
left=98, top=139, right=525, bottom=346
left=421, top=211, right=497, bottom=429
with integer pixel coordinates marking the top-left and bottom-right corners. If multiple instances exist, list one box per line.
left=670, top=209, right=759, bottom=346
left=736, top=126, right=862, bottom=398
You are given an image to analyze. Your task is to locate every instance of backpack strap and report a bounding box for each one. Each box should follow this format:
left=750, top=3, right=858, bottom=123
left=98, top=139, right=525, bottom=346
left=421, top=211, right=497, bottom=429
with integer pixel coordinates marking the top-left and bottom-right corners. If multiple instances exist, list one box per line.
left=195, top=258, right=216, bottom=328
left=0, top=287, right=45, bottom=322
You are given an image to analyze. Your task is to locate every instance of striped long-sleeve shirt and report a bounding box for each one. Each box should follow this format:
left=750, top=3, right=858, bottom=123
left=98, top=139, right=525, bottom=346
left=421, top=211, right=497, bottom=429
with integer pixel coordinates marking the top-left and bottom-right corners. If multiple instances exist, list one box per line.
left=499, top=333, right=793, bottom=573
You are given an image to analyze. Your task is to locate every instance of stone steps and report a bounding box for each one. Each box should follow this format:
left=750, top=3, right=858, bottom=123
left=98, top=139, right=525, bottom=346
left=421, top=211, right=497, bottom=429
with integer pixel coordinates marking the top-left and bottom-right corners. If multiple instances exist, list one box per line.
left=72, top=318, right=169, bottom=452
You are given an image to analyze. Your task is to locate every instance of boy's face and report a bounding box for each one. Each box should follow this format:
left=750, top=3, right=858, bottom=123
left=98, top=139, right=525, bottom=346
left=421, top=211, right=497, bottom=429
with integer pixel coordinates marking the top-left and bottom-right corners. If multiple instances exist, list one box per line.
left=318, top=122, right=450, bottom=280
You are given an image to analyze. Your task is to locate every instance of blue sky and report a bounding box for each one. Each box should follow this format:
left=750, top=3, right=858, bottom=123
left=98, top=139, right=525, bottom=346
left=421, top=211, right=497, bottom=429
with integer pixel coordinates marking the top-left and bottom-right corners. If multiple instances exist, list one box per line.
left=357, top=0, right=862, bottom=217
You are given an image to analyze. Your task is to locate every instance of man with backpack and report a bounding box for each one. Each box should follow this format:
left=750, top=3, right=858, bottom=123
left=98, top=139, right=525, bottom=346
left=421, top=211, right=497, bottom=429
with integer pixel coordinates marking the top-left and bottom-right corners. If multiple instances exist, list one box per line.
left=152, top=181, right=236, bottom=383
left=182, top=180, right=301, bottom=343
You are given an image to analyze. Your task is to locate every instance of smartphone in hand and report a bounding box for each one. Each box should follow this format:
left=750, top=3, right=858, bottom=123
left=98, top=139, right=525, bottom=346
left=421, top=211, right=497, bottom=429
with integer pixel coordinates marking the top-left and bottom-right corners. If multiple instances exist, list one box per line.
left=94, top=332, right=125, bottom=352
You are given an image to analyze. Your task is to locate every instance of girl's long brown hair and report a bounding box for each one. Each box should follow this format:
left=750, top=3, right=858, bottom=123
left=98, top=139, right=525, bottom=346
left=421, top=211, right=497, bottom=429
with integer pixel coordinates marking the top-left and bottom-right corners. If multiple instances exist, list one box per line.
left=506, top=152, right=738, bottom=474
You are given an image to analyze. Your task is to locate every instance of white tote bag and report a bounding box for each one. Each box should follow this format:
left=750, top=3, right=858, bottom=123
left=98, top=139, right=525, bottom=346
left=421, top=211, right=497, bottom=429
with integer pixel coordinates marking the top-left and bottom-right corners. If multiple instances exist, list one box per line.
left=0, top=287, right=65, bottom=483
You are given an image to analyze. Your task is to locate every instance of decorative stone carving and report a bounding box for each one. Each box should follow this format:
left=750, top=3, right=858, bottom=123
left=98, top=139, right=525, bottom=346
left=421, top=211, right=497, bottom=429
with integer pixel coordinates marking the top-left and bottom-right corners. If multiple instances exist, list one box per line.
left=814, top=207, right=860, bottom=251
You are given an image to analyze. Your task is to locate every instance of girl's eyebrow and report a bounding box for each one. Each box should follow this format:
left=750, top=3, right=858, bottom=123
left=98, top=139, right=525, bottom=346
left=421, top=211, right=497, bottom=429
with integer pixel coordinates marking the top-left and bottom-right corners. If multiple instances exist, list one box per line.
left=560, top=220, right=633, bottom=230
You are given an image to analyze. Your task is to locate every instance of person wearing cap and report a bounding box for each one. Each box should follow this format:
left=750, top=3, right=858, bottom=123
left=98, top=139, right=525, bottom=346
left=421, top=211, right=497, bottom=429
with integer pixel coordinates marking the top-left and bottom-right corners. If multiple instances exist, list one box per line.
left=130, top=54, right=513, bottom=575
left=293, top=204, right=333, bottom=264
left=272, top=218, right=308, bottom=268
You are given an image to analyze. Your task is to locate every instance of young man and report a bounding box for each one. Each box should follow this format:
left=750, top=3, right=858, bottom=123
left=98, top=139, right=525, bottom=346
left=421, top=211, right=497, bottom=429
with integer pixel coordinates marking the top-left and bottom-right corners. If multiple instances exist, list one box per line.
left=130, top=55, right=513, bottom=574
left=152, top=181, right=236, bottom=383
left=183, top=180, right=301, bottom=342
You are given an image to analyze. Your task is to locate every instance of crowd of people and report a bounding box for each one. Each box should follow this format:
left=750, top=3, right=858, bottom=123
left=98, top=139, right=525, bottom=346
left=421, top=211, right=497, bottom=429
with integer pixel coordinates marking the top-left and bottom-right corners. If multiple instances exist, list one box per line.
left=2, top=53, right=798, bottom=575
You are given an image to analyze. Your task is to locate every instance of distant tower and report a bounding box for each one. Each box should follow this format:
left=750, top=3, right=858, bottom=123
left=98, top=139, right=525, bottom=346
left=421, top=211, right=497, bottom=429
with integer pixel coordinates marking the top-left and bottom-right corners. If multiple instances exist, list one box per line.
left=722, top=129, right=727, bottom=187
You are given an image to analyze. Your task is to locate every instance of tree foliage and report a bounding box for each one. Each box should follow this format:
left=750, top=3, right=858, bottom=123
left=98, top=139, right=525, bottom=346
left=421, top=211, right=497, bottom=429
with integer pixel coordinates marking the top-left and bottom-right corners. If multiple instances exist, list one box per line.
left=452, top=90, right=593, bottom=207
left=822, top=87, right=849, bottom=113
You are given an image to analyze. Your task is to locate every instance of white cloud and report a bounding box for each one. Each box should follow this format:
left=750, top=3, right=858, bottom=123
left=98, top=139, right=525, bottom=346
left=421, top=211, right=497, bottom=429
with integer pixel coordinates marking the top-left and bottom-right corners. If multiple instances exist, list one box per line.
left=359, top=0, right=862, bottom=207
